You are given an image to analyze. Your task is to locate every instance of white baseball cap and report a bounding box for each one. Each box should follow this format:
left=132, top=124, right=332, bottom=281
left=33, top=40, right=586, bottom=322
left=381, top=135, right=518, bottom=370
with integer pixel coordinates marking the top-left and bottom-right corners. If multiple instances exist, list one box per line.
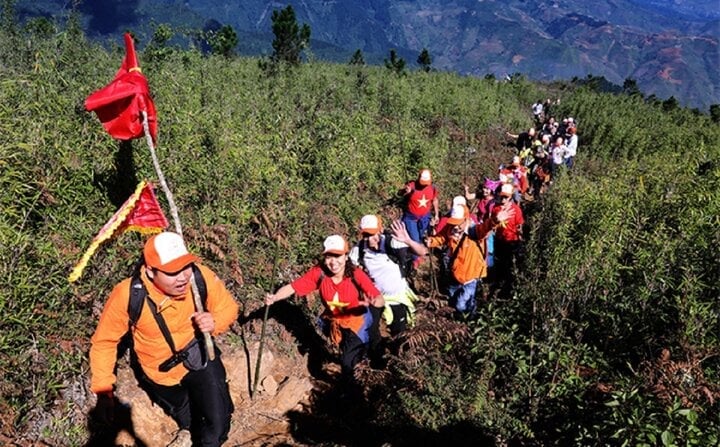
left=144, top=232, right=198, bottom=272
left=322, top=235, right=349, bottom=255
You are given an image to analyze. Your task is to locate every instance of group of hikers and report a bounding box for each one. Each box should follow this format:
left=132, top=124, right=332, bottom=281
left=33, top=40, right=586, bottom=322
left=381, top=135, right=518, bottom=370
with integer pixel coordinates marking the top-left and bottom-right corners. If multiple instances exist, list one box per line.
left=88, top=110, right=579, bottom=446
left=506, top=105, right=579, bottom=199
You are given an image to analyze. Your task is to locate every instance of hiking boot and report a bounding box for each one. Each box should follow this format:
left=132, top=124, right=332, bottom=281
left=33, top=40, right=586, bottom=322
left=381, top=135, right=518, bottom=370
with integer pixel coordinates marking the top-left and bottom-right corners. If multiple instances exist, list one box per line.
left=167, top=429, right=192, bottom=447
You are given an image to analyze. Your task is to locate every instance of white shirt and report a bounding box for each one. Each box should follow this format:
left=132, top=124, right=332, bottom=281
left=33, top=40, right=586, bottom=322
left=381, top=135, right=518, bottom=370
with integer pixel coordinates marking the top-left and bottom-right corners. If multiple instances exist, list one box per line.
left=565, top=134, right=578, bottom=158
left=349, top=236, right=409, bottom=296
left=552, top=144, right=566, bottom=165
left=532, top=102, right=543, bottom=116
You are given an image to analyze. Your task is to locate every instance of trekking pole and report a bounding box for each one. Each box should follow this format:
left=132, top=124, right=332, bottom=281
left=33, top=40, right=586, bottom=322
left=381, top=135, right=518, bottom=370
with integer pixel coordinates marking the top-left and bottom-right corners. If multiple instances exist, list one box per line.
left=427, top=246, right=438, bottom=299
left=252, top=235, right=281, bottom=399
left=424, top=224, right=438, bottom=299
left=141, top=111, right=215, bottom=361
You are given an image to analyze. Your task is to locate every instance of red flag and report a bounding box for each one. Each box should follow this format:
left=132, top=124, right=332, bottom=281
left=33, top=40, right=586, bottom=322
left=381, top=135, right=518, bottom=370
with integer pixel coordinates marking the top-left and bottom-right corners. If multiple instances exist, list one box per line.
left=85, top=33, right=158, bottom=142
left=69, top=181, right=168, bottom=282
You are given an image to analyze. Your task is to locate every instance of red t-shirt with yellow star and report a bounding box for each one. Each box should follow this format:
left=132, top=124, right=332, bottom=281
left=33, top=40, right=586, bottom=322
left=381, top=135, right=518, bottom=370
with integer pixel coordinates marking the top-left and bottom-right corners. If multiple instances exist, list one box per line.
left=405, top=181, right=437, bottom=217
left=290, top=265, right=380, bottom=318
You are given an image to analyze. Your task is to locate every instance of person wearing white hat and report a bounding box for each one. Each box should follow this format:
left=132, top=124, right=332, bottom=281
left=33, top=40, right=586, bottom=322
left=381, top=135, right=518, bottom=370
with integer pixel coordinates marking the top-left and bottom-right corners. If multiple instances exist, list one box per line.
left=489, top=183, right=525, bottom=299
left=401, top=168, right=440, bottom=265
left=90, top=232, right=239, bottom=447
left=564, top=126, right=578, bottom=169
left=266, top=234, right=384, bottom=381
left=435, top=195, right=478, bottom=234
left=426, top=204, right=513, bottom=317
left=550, top=135, right=567, bottom=181
left=350, top=215, right=427, bottom=339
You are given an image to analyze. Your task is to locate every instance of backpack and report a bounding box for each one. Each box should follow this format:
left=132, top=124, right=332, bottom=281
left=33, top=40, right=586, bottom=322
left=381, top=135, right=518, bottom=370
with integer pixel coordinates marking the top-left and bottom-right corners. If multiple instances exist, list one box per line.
left=357, top=231, right=413, bottom=278
left=128, top=263, right=207, bottom=330
left=316, top=267, right=368, bottom=311
left=122, top=263, right=210, bottom=372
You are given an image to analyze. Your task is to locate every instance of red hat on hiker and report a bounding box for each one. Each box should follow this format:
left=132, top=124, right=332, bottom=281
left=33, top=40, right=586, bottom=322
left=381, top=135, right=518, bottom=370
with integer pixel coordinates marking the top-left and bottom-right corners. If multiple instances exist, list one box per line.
left=144, top=232, right=199, bottom=272
left=323, top=235, right=349, bottom=255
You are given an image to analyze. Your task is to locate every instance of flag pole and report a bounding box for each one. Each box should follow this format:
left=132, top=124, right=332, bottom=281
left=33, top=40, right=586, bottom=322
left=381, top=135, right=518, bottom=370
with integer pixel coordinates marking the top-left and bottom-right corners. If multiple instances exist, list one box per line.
left=141, top=110, right=215, bottom=361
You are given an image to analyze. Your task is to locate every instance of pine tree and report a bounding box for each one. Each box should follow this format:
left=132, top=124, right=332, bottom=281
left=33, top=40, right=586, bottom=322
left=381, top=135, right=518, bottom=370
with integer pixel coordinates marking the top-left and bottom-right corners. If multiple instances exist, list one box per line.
left=145, top=23, right=174, bottom=63
left=710, top=104, right=720, bottom=123
left=208, top=25, right=238, bottom=58
left=662, top=96, right=679, bottom=112
left=623, top=78, right=642, bottom=97
left=417, top=48, right=431, bottom=72
left=349, top=49, right=365, bottom=66
left=271, top=5, right=311, bottom=65
left=384, top=49, right=405, bottom=75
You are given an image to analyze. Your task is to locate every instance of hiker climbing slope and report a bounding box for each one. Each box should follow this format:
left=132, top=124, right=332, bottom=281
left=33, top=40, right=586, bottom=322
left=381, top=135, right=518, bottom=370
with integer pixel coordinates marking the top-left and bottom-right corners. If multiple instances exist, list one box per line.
left=350, top=215, right=427, bottom=337
left=489, top=184, right=525, bottom=300
left=265, top=235, right=384, bottom=383
left=426, top=204, right=513, bottom=317
left=90, top=232, right=238, bottom=447
left=400, top=168, right=439, bottom=266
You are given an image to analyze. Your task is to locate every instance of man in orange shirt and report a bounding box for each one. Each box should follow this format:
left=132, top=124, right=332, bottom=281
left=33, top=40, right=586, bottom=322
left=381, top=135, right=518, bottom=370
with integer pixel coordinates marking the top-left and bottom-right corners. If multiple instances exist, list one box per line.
left=426, top=204, right=512, bottom=317
left=90, top=232, right=239, bottom=447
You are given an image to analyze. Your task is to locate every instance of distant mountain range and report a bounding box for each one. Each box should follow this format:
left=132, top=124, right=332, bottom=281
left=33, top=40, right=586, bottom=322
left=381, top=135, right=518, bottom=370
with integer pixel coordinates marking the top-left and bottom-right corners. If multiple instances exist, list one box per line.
left=15, top=0, right=720, bottom=110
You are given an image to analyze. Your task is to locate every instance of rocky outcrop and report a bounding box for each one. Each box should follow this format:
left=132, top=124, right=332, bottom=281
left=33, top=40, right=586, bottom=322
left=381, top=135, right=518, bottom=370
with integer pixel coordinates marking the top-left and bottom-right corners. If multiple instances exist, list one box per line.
left=101, top=341, right=312, bottom=446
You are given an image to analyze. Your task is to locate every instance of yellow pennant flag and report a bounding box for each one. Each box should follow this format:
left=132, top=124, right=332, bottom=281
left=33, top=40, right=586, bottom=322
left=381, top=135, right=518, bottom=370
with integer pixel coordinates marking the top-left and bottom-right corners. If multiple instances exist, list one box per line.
left=68, top=180, right=168, bottom=282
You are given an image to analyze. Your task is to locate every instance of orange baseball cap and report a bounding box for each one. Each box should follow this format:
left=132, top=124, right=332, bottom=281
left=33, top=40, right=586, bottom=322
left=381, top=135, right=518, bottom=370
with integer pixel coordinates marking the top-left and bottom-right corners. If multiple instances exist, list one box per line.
left=447, top=205, right=469, bottom=225
left=359, top=214, right=383, bottom=235
left=418, top=169, right=432, bottom=185
left=144, top=232, right=199, bottom=272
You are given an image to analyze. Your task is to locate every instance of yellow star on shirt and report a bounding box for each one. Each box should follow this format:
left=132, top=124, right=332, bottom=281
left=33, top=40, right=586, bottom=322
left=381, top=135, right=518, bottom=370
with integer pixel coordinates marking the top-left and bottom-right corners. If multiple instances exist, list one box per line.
left=327, top=292, right=349, bottom=311
left=417, top=194, right=429, bottom=208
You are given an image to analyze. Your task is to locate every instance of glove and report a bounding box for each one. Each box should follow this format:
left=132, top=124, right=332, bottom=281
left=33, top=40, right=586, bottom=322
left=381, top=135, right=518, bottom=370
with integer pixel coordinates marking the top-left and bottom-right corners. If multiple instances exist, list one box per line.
left=95, top=391, right=115, bottom=425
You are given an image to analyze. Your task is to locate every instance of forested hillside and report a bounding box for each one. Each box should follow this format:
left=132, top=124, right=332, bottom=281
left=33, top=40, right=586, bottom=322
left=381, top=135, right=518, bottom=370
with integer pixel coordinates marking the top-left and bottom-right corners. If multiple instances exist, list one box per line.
left=1, top=12, right=719, bottom=447
left=14, top=0, right=720, bottom=110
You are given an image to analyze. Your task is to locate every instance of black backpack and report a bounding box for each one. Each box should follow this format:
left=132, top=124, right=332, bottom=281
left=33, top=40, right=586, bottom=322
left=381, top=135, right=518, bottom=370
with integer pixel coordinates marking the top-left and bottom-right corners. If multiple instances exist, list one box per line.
left=127, top=263, right=207, bottom=330
left=357, top=231, right=414, bottom=278
left=121, top=263, right=209, bottom=373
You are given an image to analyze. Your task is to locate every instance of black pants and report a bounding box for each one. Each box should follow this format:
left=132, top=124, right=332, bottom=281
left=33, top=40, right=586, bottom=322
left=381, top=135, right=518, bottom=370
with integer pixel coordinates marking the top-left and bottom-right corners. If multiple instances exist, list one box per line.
left=339, top=327, right=368, bottom=377
left=139, top=354, right=233, bottom=447
left=387, top=304, right=408, bottom=336
left=492, top=239, right=524, bottom=299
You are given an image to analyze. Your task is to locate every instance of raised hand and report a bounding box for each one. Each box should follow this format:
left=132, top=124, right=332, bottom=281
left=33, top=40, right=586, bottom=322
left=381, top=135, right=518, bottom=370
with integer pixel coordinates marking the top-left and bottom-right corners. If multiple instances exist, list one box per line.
left=390, top=219, right=411, bottom=243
